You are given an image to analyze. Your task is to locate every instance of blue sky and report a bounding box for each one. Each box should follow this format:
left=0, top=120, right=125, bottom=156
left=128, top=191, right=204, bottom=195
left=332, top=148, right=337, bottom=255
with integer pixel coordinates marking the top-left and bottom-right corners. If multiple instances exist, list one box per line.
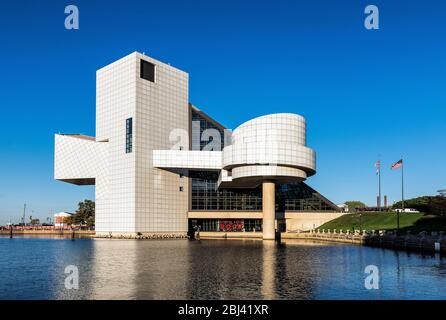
left=0, top=0, right=445, bottom=224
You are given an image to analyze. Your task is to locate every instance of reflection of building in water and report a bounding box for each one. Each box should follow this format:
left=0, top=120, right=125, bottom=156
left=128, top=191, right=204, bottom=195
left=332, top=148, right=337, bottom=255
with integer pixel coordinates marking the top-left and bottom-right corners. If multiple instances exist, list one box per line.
left=133, top=241, right=189, bottom=299
left=261, top=241, right=277, bottom=299
left=89, top=240, right=138, bottom=299
left=55, top=52, right=342, bottom=241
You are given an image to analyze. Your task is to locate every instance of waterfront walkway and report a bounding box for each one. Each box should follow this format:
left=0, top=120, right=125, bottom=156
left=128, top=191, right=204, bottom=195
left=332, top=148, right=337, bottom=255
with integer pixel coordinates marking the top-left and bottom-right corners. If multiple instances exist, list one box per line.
left=287, top=229, right=446, bottom=254
left=198, top=229, right=446, bottom=254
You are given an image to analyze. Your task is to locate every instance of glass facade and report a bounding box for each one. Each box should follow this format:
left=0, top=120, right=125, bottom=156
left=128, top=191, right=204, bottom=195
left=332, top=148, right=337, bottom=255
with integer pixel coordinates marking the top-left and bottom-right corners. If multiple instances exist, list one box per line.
left=191, top=109, right=225, bottom=151
left=191, top=171, right=338, bottom=212
left=191, top=171, right=262, bottom=211
left=125, top=118, right=133, bottom=153
left=278, top=183, right=339, bottom=212
left=191, top=219, right=262, bottom=232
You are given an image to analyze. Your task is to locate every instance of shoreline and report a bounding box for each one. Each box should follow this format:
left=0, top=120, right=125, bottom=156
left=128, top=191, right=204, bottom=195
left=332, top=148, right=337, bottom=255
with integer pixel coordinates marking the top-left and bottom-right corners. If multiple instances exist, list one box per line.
left=2, top=229, right=444, bottom=255
left=287, top=231, right=446, bottom=254
left=0, top=230, right=95, bottom=236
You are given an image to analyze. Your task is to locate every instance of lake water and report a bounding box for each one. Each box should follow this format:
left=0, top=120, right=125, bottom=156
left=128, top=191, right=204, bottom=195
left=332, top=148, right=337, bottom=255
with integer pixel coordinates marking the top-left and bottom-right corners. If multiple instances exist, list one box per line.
left=1, top=236, right=446, bottom=300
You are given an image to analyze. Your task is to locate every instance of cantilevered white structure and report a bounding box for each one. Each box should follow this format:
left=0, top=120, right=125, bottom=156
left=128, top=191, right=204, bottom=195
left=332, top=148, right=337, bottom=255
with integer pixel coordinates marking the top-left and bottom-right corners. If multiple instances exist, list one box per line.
left=55, top=52, right=341, bottom=239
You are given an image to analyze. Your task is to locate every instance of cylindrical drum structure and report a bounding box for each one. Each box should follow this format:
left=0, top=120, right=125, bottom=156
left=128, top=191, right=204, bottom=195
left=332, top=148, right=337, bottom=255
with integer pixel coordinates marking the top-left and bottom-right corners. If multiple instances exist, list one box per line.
left=222, top=113, right=317, bottom=240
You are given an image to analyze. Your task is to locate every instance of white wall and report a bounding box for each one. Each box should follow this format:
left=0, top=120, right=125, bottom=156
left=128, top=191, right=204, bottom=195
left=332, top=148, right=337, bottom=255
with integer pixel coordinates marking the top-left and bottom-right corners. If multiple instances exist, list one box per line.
left=285, top=212, right=345, bottom=232
left=54, top=134, right=108, bottom=200
left=134, top=52, right=190, bottom=233
left=95, top=52, right=137, bottom=233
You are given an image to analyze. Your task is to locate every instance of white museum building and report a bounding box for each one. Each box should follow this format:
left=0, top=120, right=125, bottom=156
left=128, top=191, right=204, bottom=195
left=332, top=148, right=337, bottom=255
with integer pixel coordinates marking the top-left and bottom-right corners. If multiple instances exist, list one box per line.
left=54, top=52, right=342, bottom=239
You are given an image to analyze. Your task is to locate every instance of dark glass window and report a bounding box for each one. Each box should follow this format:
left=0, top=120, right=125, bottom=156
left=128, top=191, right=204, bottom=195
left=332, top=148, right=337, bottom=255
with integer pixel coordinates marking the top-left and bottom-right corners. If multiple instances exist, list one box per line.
left=140, top=60, right=155, bottom=82
left=190, top=171, right=262, bottom=211
left=126, top=118, right=133, bottom=153
left=190, top=219, right=262, bottom=232
left=191, top=109, right=225, bottom=151
left=277, top=183, right=339, bottom=212
left=190, top=171, right=338, bottom=212
left=179, top=186, right=184, bottom=192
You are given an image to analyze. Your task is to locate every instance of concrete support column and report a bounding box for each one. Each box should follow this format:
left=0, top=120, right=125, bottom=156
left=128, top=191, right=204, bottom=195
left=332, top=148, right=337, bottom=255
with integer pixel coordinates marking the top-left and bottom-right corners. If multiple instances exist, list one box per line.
left=262, top=180, right=276, bottom=240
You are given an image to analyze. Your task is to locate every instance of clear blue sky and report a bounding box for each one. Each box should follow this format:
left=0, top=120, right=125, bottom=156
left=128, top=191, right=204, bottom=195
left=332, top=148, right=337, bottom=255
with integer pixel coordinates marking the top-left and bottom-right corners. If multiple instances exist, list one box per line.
left=0, top=0, right=445, bottom=224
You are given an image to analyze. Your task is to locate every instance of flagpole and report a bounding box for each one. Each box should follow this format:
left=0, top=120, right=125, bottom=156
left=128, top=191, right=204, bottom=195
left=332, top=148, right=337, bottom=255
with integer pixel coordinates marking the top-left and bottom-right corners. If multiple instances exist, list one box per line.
left=401, top=158, right=404, bottom=211
left=397, top=158, right=404, bottom=235
left=378, top=165, right=382, bottom=211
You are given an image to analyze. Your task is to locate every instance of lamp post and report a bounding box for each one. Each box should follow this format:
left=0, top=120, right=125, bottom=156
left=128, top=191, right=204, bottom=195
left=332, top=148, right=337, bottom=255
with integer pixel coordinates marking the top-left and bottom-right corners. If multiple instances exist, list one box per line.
left=359, top=212, right=362, bottom=232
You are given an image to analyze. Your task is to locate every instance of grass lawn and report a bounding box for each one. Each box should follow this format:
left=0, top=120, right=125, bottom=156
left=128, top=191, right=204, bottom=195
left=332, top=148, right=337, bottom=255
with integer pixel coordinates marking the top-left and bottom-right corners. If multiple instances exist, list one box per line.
left=318, top=212, right=425, bottom=232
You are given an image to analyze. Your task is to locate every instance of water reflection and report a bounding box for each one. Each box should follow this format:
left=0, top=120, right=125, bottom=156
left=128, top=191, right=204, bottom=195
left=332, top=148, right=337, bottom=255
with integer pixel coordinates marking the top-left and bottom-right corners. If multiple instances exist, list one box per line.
left=182, top=240, right=265, bottom=299
left=261, top=241, right=276, bottom=299
left=90, top=240, right=139, bottom=299
left=1, top=237, right=446, bottom=299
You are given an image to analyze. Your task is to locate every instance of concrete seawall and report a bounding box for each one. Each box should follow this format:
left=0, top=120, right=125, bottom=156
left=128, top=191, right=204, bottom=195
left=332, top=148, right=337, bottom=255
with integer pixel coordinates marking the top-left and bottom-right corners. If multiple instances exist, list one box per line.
left=282, top=232, right=365, bottom=244
left=294, top=229, right=446, bottom=254
left=199, top=230, right=446, bottom=254
left=0, top=230, right=95, bottom=236
left=3, top=229, right=444, bottom=255
left=198, top=231, right=364, bottom=243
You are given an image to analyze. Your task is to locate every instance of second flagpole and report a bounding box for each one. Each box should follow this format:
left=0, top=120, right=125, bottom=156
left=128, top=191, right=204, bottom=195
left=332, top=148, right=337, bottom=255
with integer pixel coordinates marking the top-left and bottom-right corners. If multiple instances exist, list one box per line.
left=401, top=158, right=404, bottom=211
left=398, top=158, right=404, bottom=234
left=378, top=163, right=381, bottom=211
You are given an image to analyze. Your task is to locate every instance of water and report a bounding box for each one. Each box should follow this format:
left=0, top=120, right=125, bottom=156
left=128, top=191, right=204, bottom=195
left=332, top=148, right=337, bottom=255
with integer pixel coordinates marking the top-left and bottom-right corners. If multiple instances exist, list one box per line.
left=1, top=236, right=446, bottom=300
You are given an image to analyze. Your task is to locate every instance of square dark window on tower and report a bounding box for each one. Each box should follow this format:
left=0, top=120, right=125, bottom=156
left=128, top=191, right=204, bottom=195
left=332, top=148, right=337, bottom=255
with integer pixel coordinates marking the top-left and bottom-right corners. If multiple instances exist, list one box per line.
left=140, top=59, right=155, bottom=82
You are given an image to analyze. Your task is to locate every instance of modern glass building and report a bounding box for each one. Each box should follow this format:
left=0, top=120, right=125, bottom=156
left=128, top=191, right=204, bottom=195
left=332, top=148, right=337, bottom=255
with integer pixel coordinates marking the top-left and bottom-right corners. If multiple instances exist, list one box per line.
left=54, top=52, right=341, bottom=240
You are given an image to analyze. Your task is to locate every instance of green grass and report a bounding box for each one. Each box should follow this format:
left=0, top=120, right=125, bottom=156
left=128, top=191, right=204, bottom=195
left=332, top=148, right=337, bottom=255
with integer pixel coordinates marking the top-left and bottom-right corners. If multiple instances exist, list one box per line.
left=318, top=212, right=424, bottom=232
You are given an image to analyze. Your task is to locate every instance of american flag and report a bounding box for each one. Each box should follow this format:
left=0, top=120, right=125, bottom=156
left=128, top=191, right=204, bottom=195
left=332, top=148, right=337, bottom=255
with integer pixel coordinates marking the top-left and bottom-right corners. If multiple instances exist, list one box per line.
left=391, top=159, right=403, bottom=170
left=374, top=160, right=380, bottom=175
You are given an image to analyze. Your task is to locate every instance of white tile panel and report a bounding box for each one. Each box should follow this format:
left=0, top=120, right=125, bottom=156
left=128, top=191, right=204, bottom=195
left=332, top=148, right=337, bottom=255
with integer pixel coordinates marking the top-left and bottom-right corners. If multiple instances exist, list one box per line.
left=153, top=150, right=222, bottom=170
left=54, top=134, right=108, bottom=182
left=221, top=113, right=316, bottom=181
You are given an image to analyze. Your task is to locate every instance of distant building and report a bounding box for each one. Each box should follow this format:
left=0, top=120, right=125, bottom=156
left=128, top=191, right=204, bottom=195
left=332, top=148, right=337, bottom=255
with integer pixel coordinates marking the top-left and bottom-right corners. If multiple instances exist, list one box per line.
left=54, top=212, right=74, bottom=228
left=337, top=204, right=349, bottom=213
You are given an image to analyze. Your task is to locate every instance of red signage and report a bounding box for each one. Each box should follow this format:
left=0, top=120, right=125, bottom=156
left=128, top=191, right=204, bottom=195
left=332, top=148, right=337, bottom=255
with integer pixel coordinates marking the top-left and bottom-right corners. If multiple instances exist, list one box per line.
left=219, top=220, right=244, bottom=232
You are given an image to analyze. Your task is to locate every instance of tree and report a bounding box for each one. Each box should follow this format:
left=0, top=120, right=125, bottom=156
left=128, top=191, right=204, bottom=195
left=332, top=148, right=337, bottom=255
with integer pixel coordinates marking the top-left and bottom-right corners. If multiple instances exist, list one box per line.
left=30, top=218, right=40, bottom=225
left=392, top=196, right=430, bottom=212
left=344, top=201, right=366, bottom=213
left=430, top=197, right=446, bottom=215
left=393, top=196, right=446, bottom=215
left=64, top=215, right=74, bottom=226
left=73, top=200, right=95, bottom=227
